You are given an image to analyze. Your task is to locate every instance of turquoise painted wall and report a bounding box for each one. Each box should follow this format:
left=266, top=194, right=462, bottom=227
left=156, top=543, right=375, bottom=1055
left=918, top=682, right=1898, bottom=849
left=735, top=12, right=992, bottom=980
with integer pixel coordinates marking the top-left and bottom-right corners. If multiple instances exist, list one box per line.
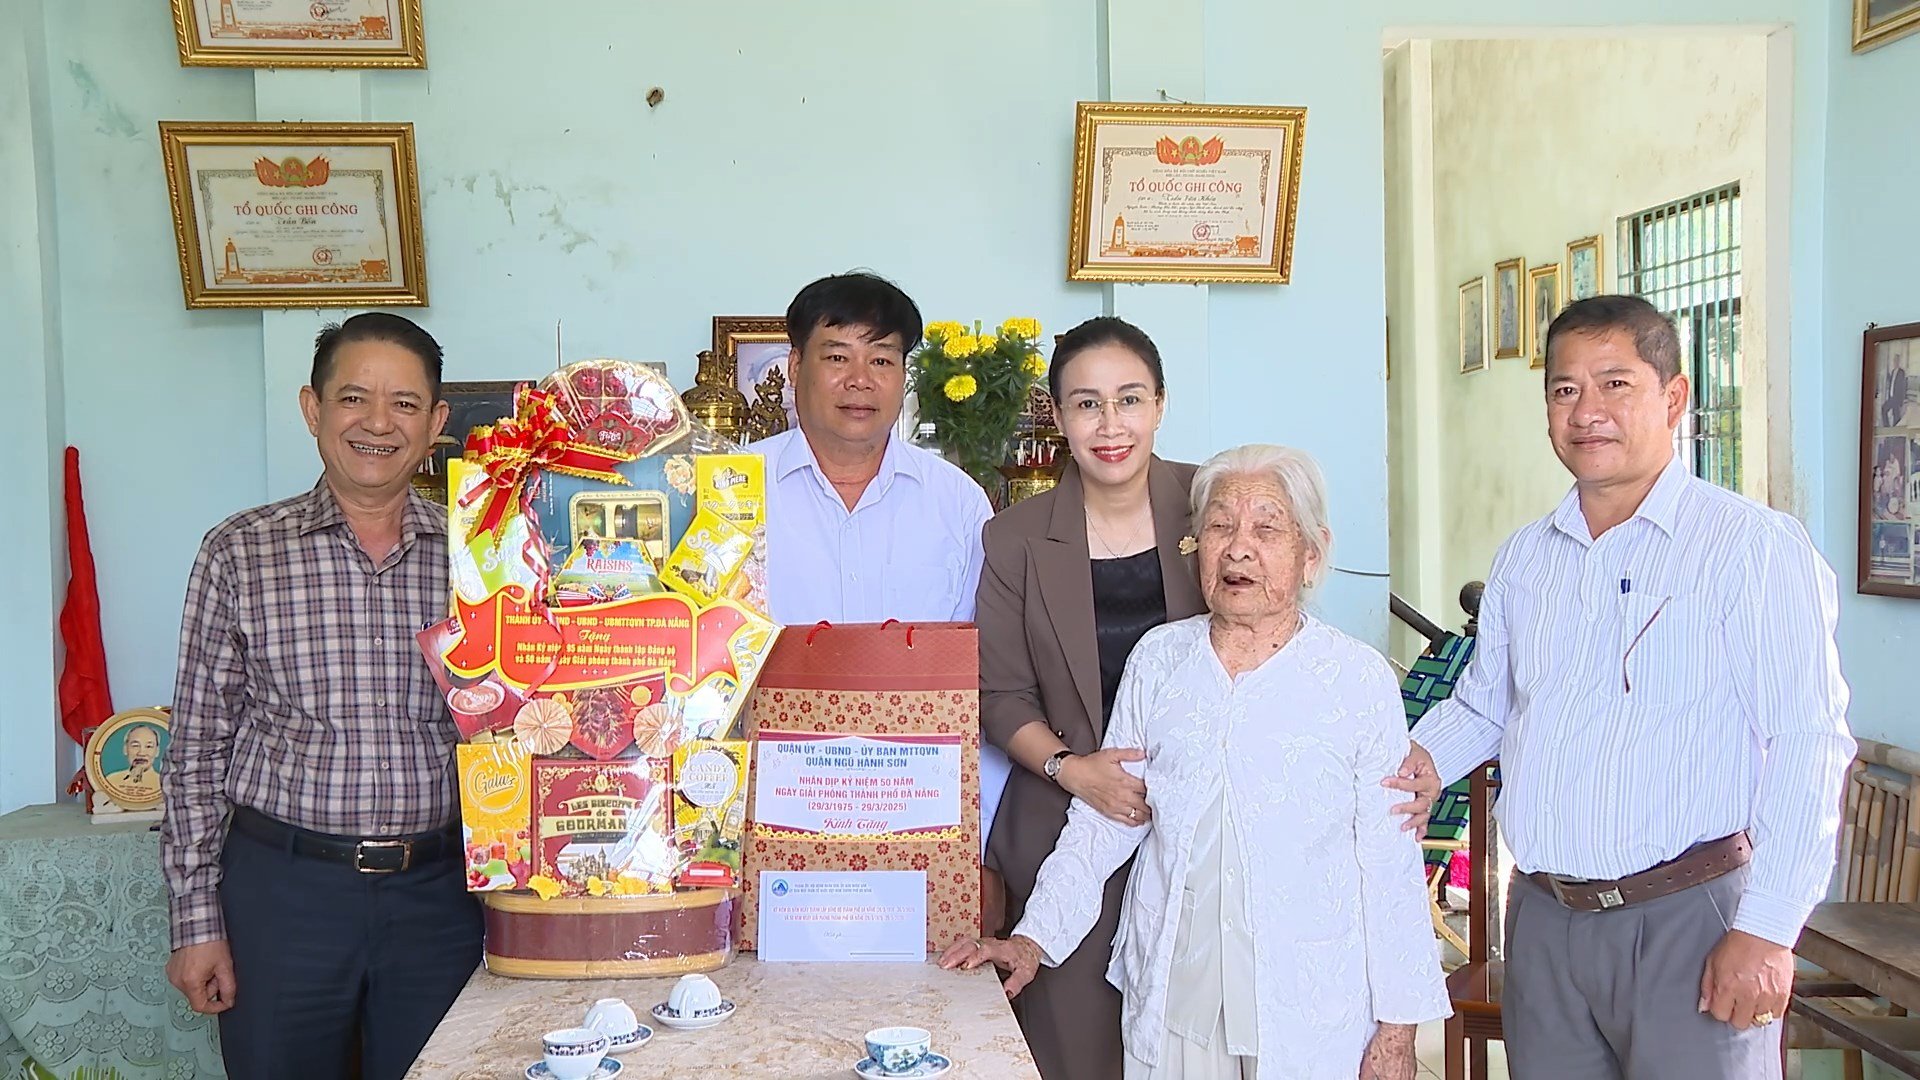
left=13, top=0, right=1920, bottom=821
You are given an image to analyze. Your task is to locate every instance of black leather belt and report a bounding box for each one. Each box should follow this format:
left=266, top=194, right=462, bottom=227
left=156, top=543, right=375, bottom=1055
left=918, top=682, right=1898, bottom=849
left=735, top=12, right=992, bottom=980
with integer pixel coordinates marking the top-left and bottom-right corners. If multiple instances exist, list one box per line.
left=230, top=806, right=459, bottom=874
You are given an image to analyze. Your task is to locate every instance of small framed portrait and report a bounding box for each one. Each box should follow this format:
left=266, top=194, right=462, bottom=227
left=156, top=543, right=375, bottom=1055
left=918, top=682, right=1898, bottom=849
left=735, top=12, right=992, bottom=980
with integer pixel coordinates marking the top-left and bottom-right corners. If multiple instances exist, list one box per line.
left=713, top=316, right=794, bottom=432
left=1859, top=321, right=1920, bottom=596
left=85, top=708, right=173, bottom=814
left=1567, top=235, right=1605, bottom=301
left=1493, top=257, right=1525, bottom=360
left=171, top=0, right=426, bottom=68
left=1528, top=263, right=1563, bottom=370
left=1459, top=277, right=1487, bottom=374
left=1854, top=0, right=1920, bottom=52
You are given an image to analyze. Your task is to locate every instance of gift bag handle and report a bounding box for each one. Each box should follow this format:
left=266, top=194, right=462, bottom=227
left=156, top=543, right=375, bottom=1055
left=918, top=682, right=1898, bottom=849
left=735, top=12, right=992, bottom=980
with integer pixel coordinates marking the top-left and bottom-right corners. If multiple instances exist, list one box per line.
left=879, top=618, right=917, bottom=648
left=803, top=619, right=921, bottom=647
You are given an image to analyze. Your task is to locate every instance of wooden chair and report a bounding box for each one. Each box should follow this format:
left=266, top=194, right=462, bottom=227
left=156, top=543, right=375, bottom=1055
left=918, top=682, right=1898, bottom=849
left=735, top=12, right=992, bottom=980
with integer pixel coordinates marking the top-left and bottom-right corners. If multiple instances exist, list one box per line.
left=1421, top=837, right=1469, bottom=963
left=1441, top=761, right=1503, bottom=1080
left=1787, top=738, right=1920, bottom=1078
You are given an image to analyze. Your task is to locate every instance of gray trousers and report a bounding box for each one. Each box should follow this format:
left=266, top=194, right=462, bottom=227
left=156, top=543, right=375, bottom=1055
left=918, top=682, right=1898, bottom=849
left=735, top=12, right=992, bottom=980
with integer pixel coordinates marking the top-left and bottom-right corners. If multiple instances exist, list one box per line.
left=1504, top=866, right=1782, bottom=1080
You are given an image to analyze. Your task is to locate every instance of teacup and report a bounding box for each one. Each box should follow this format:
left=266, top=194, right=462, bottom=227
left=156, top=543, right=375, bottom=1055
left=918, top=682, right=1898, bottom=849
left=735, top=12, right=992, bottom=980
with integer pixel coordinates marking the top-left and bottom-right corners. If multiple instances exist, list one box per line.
left=666, top=973, right=723, bottom=1016
left=541, top=1027, right=609, bottom=1080
left=584, top=997, right=638, bottom=1038
left=864, top=1026, right=931, bottom=1075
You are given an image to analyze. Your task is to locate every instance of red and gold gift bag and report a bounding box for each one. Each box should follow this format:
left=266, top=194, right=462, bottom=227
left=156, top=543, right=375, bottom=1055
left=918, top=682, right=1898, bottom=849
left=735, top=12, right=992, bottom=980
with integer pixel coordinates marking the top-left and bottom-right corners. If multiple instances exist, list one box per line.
left=738, top=622, right=981, bottom=953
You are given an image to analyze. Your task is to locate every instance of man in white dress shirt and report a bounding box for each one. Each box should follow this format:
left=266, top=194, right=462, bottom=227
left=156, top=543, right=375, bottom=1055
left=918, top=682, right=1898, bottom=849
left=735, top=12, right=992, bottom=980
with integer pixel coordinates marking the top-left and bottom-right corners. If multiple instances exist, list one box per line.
left=747, top=271, right=1011, bottom=886
left=1400, top=295, right=1854, bottom=1078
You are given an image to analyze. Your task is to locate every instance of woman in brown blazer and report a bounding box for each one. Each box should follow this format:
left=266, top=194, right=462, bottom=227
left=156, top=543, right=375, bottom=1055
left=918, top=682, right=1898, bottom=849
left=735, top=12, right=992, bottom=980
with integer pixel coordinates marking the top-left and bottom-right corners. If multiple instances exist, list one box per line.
left=975, top=318, right=1205, bottom=1080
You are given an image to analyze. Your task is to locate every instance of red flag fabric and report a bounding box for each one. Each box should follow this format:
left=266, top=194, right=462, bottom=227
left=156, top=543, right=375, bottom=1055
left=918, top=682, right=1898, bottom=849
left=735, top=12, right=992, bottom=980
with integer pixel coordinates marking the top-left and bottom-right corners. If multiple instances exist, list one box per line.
left=57, top=446, right=113, bottom=746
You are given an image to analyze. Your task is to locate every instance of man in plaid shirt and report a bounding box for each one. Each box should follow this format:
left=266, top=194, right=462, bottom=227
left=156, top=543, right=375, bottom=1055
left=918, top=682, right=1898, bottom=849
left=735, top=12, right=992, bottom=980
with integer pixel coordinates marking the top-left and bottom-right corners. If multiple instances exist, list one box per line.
left=162, top=313, right=480, bottom=1080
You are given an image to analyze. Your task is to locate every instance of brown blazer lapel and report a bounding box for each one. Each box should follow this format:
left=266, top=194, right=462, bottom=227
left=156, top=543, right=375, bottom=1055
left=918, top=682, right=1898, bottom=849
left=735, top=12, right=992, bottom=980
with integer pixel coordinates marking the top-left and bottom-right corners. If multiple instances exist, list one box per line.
left=1031, top=464, right=1104, bottom=740
left=1149, top=457, right=1207, bottom=620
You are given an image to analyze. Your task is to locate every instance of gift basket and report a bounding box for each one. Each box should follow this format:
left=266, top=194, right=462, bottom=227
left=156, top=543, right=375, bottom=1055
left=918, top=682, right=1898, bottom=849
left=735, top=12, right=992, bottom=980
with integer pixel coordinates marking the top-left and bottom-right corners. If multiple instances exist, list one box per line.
left=417, top=359, right=778, bottom=979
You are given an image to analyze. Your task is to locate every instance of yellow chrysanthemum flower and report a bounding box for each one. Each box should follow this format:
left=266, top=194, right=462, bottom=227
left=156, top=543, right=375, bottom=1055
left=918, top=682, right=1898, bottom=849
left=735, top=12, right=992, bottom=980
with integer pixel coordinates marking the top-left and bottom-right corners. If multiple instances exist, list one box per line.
left=1000, top=317, right=1042, bottom=341
left=941, top=334, right=978, bottom=359
left=1023, top=353, right=1047, bottom=379
left=978, top=333, right=999, bottom=352
left=586, top=875, right=609, bottom=897
left=924, top=321, right=966, bottom=341
left=943, top=374, right=979, bottom=402
left=527, top=874, right=563, bottom=901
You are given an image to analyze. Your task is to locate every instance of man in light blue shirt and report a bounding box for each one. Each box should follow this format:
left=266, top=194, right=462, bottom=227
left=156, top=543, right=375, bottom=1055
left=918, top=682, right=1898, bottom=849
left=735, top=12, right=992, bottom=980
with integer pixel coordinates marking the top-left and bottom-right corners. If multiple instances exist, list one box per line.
left=747, top=271, right=1011, bottom=876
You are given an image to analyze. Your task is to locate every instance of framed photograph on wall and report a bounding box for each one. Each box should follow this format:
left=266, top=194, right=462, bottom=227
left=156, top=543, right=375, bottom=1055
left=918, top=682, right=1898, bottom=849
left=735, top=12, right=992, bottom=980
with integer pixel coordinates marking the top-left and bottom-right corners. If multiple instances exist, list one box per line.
left=1854, top=0, right=1920, bottom=52
left=1527, top=263, right=1563, bottom=370
left=713, top=316, right=794, bottom=430
left=1459, top=277, right=1487, bottom=375
left=1859, top=321, right=1920, bottom=596
left=1567, top=235, right=1605, bottom=301
left=171, top=0, right=425, bottom=68
left=1493, top=257, right=1526, bottom=360
left=160, top=121, right=427, bottom=309
left=1066, top=100, right=1307, bottom=284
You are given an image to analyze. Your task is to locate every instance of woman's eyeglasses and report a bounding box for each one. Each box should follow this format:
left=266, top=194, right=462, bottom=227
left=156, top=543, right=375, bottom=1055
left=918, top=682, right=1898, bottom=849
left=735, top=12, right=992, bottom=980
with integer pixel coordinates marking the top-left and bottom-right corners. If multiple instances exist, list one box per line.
left=1061, top=393, right=1156, bottom=424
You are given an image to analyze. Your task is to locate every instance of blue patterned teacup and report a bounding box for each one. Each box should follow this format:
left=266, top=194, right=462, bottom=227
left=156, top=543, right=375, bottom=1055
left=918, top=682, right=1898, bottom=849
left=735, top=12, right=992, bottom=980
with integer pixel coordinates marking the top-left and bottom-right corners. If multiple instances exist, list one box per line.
left=864, top=1027, right=931, bottom=1075
left=541, top=1027, right=609, bottom=1080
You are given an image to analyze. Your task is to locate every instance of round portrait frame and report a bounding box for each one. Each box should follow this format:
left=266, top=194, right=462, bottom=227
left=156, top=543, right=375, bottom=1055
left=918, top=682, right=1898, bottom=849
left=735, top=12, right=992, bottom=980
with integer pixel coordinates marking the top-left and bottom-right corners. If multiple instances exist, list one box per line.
left=85, top=707, right=173, bottom=812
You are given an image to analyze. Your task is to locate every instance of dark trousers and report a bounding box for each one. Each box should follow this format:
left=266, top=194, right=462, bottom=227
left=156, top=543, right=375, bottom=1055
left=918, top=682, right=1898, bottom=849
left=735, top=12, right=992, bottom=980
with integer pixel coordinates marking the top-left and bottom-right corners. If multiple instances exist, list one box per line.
left=217, top=822, right=483, bottom=1080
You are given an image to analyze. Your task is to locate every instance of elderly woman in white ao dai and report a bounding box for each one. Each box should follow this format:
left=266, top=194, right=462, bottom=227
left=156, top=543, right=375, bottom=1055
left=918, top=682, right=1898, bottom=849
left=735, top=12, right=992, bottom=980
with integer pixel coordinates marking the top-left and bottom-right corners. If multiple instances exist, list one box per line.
left=944, top=445, right=1449, bottom=1080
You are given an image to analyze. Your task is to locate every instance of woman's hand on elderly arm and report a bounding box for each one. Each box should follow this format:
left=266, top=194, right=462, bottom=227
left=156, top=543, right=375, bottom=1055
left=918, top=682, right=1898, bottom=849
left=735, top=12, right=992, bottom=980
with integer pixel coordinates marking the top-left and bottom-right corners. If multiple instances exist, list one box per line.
left=938, top=934, right=1045, bottom=998
left=1006, top=720, right=1151, bottom=825
left=1358, top=1023, right=1417, bottom=1079
left=1380, top=741, right=1441, bottom=833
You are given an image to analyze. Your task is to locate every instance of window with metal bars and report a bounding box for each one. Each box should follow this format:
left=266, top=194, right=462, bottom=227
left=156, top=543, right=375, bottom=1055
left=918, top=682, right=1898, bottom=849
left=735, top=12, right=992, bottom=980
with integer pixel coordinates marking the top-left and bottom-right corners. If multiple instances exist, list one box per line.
left=1617, top=183, right=1743, bottom=493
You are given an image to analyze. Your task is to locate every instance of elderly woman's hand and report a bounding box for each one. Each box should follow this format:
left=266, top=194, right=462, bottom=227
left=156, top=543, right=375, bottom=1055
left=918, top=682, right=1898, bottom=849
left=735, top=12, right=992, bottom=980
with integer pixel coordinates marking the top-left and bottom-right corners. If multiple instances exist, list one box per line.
left=1380, top=742, right=1442, bottom=833
left=1057, top=749, right=1151, bottom=825
left=1358, top=1023, right=1417, bottom=1079
left=938, top=934, right=1044, bottom=998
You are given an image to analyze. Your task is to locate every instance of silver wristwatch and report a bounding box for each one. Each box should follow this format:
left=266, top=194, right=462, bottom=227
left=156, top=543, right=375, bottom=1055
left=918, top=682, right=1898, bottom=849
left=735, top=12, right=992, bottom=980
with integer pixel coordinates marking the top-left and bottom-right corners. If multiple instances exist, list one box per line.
left=1043, top=749, right=1073, bottom=783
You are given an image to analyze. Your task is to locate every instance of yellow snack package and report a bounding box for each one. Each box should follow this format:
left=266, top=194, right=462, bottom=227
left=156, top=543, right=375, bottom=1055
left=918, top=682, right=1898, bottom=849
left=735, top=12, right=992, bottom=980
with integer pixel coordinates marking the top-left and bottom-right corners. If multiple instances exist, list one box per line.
left=448, top=458, right=543, bottom=609
left=456, top=740, right=532, bottom=892
left=696, top=454, right=765, bottom=533
left=672, top=740, right=748, bottom=889
left=659, top=509, right=753, bottom=606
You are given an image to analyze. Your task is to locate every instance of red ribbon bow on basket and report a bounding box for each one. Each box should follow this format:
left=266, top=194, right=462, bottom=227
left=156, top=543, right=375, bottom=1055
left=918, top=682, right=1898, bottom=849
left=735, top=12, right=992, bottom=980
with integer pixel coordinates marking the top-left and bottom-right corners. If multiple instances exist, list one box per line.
left=461, top=386, right=635, bottom=538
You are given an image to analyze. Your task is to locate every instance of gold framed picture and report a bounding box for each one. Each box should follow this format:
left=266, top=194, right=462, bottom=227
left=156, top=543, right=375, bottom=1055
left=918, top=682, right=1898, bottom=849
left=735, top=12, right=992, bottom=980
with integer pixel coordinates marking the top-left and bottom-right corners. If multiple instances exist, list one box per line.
left=1493, top=257, right=1526, bottom=360
left=1567, top=235, right=1605, bottom=301
left=171, top=0, right=425, bottom=68
left=1459, top=277, right=1487, bottom=375
left=713, top=316, right=794, bottom=429
left=85, top=707, right=172, bottom=814
left=1067, top=100, right=1307, bottom=284
left=160, top=121, right=427, bottom=309
left=1854, top=0, right=1920, bottom=52
left=1527, top=263, right=1563, bottom=370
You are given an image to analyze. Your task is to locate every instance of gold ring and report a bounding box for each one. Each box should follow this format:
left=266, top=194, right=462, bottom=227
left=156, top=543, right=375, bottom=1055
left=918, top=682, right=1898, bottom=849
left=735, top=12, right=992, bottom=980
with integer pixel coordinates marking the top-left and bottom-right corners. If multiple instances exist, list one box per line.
left=1127, top=809, right=1138, bottom=820
left=1752, top=1011, right=1776, bottom=1026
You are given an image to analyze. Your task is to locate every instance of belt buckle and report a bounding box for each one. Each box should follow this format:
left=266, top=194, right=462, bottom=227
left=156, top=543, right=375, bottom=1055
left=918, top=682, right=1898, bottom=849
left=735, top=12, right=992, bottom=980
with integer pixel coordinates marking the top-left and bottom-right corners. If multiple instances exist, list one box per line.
left=1596, top=887, right=1625, bottom=909
left=355, top=839, right=411, bottom=874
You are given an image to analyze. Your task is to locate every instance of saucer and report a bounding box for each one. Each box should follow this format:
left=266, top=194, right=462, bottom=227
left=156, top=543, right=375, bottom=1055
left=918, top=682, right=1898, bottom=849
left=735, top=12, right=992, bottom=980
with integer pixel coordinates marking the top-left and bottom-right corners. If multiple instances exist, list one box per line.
left=854, top=1053, right=952, bottom=1079
left=604, top=1025, right=653, bottom=1054
left=524, top=1059, right=622, bottom=1080
left=651, top=999, right=736, bottom=1031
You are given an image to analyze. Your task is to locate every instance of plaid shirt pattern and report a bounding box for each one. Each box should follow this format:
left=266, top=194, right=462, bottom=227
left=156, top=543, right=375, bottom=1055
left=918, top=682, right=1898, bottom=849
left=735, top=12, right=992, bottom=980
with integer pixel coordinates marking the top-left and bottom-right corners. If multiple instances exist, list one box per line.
left=161, top=482, right=458, bottom=949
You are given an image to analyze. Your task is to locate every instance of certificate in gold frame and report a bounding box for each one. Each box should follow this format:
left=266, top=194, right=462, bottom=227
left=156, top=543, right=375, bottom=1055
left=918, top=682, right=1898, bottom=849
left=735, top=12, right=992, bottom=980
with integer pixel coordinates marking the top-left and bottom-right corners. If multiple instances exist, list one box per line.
left=160, top=121, right=428, bottom=310
left=171, top=0, right=425, bottom=68
left=1067, top=101, right=1307, bottom=285
left=1853, top=0, right=1920, bottom=52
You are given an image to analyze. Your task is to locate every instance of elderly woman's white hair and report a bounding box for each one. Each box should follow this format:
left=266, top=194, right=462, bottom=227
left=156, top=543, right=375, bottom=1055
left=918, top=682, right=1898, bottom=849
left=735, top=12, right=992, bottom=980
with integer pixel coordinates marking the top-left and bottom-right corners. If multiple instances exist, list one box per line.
left=1189, top=444, right=1334, bottom=590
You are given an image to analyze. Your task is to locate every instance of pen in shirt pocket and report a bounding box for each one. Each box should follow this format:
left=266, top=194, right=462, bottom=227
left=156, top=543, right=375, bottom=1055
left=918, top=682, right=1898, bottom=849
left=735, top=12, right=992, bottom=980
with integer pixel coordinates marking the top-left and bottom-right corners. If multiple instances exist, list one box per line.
left=1621, top=594, right=1670, bottom=694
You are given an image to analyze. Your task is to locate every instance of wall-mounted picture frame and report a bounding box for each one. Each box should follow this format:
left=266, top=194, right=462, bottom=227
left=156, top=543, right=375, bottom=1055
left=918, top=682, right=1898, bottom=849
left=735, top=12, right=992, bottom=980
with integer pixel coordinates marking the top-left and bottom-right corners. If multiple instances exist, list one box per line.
left=1459, top=277, right=1487, bottom=375
left=171, top=0, right=425, bottom=68
left=1859, top=321, right=1920, bottom=597
left=1854, top=0, right=1920, bottom=52
left=1066, top=100, right=1307, bottom=284
left=1527, top=262, right=1563, bottom=370
left=1567, top=235, right=1604, bottom=301
left=713, top=316, right=794, bottom=431
left=160, top=121, right=427, bottom=309
left=1493, top=257, right=1526, bottom=360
